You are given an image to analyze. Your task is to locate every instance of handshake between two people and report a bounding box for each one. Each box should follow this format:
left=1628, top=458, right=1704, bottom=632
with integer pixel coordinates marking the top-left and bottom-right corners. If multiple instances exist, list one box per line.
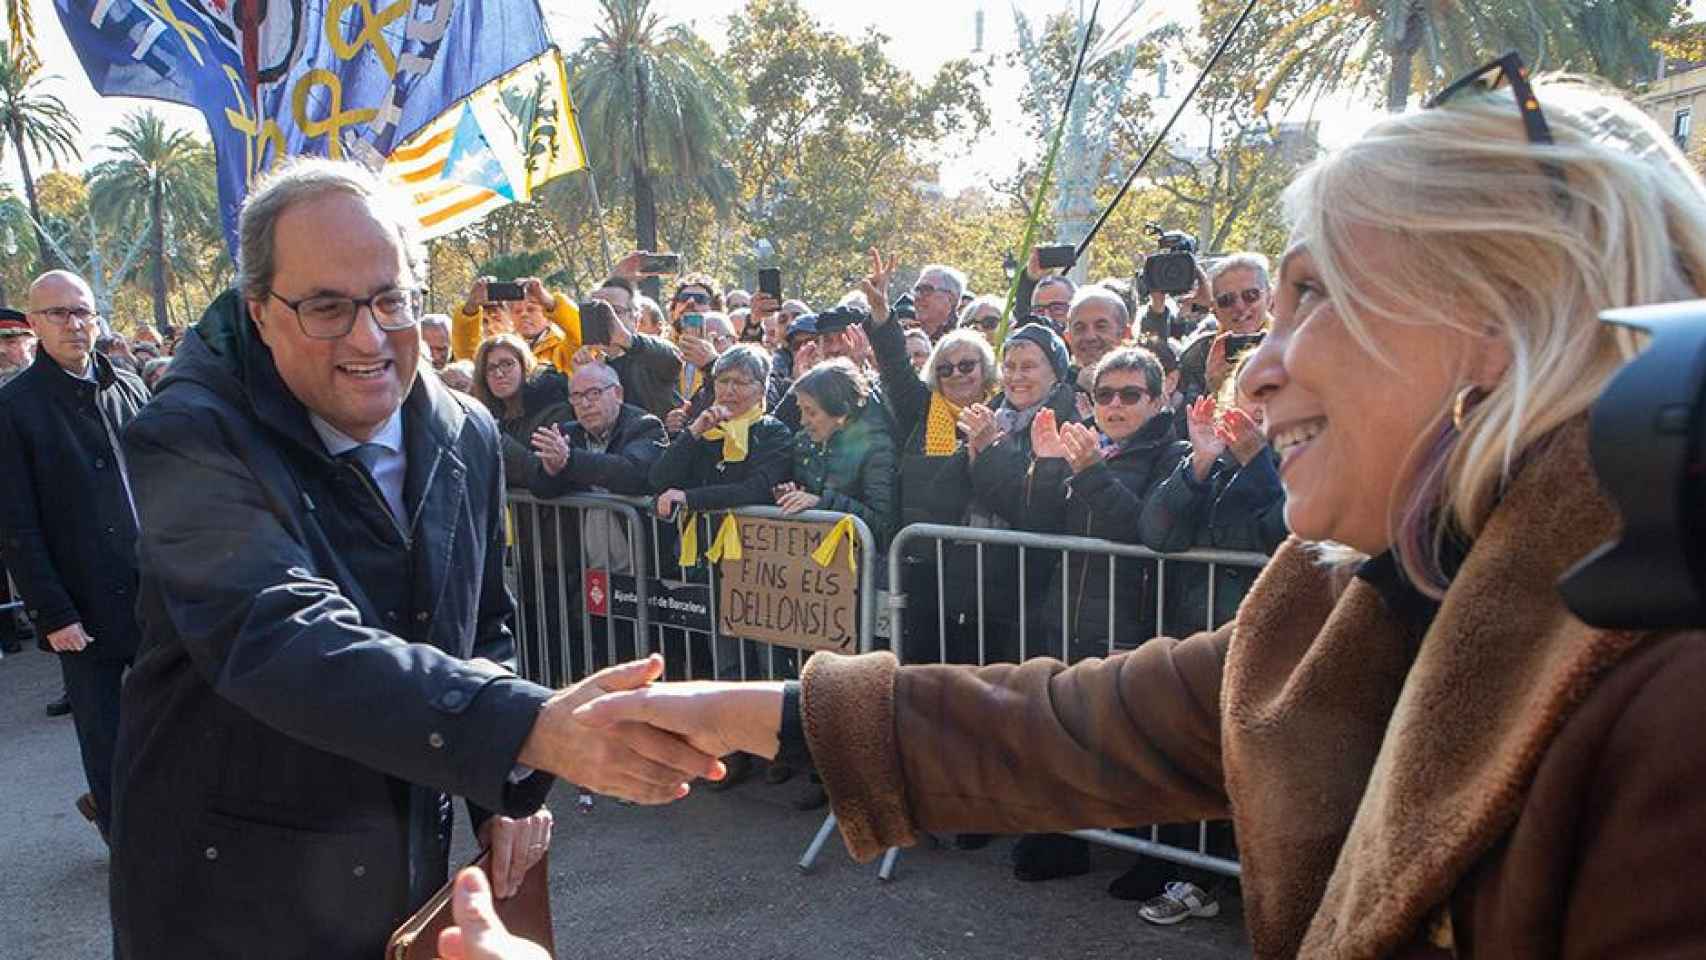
left=515, top=653, right=787, bottom=806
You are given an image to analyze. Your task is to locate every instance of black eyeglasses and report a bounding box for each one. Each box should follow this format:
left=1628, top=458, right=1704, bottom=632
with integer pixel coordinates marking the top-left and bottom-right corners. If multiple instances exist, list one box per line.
left=570, top=384, right=615, bottom=404
left=964, top=315, right=1001, bottom=331
left=1426, top=51, right=1567, bottom=196
left=268, top=287, right=423, bottom=340
left=935, top=359, right=980, bottom=378
left=1214, top=288, right=1264, bottom=310
left=1093, top=386, right=1149, bottom=406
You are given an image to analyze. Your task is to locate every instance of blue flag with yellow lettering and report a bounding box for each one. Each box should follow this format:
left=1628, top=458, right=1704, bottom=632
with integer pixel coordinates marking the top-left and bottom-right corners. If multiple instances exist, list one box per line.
left=53, top=1, right=552, bottom=252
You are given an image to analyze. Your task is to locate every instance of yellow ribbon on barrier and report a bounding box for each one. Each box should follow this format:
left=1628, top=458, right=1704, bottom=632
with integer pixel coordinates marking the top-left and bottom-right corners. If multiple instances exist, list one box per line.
left=810, top=516, right=860, bottom=573
left=677, top=511, right=699, bottom=567
left=678, top=511, right=743, bottom=567
left=706, top=514, right=743, bottom=563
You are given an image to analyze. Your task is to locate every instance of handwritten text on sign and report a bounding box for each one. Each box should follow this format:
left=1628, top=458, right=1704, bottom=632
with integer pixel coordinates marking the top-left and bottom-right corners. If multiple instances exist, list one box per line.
left=717, top=517, right=856, bottom=653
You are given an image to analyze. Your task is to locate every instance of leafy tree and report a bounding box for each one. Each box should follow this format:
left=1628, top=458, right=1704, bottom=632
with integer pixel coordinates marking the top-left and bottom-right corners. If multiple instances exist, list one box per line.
left=1247, top=0, right=1678, bottom=115
left=0, top=39, right=78, bottom=269
left=724, top=0, right=989, bottom=303
left=86, top=110, right=218, bottom=334
left=570, top=0, right=742, bottom=254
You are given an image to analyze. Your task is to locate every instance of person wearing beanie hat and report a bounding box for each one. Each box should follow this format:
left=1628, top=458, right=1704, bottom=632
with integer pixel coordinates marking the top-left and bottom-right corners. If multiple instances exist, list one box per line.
left=1005, top=322, right=1072, bottom=385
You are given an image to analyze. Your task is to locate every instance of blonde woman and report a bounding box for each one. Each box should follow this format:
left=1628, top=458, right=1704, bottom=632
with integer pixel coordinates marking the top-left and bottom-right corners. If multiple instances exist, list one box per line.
left=576, top=68, right=1706, bottom=957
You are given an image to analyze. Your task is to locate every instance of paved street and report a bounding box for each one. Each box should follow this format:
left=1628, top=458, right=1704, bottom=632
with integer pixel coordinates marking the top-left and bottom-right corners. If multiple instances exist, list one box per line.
left=2, top=647, right=1249, bottom=959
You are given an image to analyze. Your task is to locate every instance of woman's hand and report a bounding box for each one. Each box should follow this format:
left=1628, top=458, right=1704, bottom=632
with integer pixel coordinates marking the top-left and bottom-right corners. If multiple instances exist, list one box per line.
left=1217, top=408, right=1266, bottom=465
left=1059, top=420, right=1103, bottom=474
left=530, top=425, right=570, bottom=476
left=688, top=404, right=730, bottom=439
left=477, top=808, right=553, bottom=900
left=958, top=403, right=999, bottom=455
left=859, top=247, right=899, bottom=326
left=654, top=489, right=688, bottom=520
left=1030, top=408, right=1068, bottom=460
left=1187, top=395, right=1225, bottom=481
left=776, top=490, right=822, bottom=515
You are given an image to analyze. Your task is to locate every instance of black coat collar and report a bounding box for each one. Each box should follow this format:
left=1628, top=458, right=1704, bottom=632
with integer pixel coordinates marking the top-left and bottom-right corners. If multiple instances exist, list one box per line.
left=30, top=347, right=120, bottom=396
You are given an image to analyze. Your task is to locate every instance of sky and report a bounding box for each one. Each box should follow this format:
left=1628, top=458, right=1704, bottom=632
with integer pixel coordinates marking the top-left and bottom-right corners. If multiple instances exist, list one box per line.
left=14, top=1, right=1378, bottom=198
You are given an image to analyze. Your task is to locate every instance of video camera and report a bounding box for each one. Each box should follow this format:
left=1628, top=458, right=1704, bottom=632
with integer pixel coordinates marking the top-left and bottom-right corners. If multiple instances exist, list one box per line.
left=1562, top=301, right=1706, bottom=629
left=1140, top=222, right=1200, bottom=297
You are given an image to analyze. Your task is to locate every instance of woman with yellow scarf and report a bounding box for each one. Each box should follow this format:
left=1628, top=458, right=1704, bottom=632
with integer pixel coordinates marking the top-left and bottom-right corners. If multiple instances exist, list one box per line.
left=649, top=343, right=793, bottom=521
left=858, top=249, right=1001, bottom=672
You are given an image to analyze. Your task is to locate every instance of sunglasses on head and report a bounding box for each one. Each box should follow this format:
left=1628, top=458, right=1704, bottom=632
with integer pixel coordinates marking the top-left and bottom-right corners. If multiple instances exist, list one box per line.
left=1426, top=50, right=1567, bottom=196
left=936, top=359, right=980, bottom=378
left=1093, top=386, right=1149, bottom=406
left=1215, top=288, right=1264, bottom=310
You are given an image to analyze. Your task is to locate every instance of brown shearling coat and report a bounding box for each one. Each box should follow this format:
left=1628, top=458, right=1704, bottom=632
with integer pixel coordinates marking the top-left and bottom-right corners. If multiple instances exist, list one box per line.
left=801, top=420, right=1706, bottom=958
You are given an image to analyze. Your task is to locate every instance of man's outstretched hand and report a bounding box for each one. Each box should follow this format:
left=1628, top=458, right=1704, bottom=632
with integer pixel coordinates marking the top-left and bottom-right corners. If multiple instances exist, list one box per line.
left=572, top=681, right=788, bottom=762
left=438, top=867, right=550, bottom=960
left=518, top=655, right=725, bottom=804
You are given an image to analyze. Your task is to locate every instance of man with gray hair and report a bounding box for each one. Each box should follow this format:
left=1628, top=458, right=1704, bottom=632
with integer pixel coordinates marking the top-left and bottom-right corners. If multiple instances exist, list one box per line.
left=420, top=311, right=453, bottom=370
left=910, top=263, right=966, bottom=341
left=1179, top=251, right=1275, bottom=407
left=109, top=158, right=718, bottom=959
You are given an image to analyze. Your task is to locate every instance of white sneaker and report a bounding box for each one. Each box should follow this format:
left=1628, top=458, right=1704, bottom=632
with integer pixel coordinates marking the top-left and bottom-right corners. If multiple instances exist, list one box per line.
left=1138, top=881, right=1221, bottom=925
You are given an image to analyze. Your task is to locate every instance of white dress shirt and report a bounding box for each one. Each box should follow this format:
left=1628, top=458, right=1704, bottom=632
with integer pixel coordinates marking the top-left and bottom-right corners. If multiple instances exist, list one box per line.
left=310, top=408, right=408, bottom=529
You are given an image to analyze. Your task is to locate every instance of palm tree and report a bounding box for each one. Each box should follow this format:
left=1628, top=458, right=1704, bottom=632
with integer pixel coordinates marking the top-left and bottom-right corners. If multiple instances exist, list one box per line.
left=0, top=182, right=36, bottom=305
left=87, top=111, right=217, bottom=334
left=1252, top=0, right=1677, bottom=114
left=0, top=39, right=79, bottom=269
left=571, top=0, right=740, bottom=252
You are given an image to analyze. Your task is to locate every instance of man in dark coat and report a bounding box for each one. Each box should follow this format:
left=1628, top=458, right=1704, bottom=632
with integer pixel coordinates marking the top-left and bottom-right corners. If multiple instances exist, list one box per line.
left=527, top=363, right=667, bottom=678
left=587, top=276, right=685, bottom=420
left=0, top=272, right=148, bottom=836
left=109, top=159, right=718, bottom=960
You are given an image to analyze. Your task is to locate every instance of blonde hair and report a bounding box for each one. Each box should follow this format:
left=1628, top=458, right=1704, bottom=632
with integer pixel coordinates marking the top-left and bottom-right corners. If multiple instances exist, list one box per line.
left=1283, top=78, right=1706, bottom=594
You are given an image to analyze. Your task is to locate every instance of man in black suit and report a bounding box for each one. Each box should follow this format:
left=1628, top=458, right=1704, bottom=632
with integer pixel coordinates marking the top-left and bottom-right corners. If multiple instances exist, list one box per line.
left=109, top=158, right=719, bottom=959
left=0, top=272, right=150, bottom=837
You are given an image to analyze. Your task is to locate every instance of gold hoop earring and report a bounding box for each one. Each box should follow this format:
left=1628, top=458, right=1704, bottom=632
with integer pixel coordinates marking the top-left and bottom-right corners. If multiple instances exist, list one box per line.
left=1452, top=385, right=1486, bottom=432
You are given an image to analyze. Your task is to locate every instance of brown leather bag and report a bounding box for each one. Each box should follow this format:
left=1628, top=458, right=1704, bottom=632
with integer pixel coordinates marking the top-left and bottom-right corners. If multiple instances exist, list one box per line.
left=386, top=850, right=555, bottom=960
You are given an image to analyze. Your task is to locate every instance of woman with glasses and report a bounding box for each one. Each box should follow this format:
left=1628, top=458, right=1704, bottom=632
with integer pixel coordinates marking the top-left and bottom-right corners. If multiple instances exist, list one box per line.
left=649, top=343, right=792, bottom=520
left=956, top=294, right=1005, bottom=345
left=572, top=72, right=1706, bottom=957
left=469, top=334, right=571, bottom=488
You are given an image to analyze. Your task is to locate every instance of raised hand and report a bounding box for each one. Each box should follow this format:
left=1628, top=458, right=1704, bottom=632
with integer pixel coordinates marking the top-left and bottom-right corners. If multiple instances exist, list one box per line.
left=859, top=247, right=900, bottom=326
left=793, top=340, right=821, bottom=375
left=1187, top=395, right=1225, bottom=481
left=1217, top=407, right=1266, bottom=465
left=522, top=278, right=552, bottom=308
left=530, top=425, right=569, bottom=477
left=516, top=655, right=723, bottom=805
left=1030, top=408, right=1068, bottom=460
left=1059, top=420, right=1103, bottom=474
left=1205, top=333, right=1233, bottom=395
left=688, top=404, right=729, bottom=439
left=958, top=403, right=999, bottom=455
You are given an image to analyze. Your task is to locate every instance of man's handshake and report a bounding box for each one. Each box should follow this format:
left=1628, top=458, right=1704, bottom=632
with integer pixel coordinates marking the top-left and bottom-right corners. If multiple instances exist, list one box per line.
left=515, top=655, right=788, bottom=805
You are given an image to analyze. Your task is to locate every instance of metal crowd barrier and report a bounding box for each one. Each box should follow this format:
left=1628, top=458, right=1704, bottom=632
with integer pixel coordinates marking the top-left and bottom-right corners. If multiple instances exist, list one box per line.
left=881, top=523, right=1270, bottom=881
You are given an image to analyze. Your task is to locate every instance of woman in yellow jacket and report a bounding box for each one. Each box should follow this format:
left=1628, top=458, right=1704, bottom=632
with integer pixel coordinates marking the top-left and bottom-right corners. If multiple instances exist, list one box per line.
left=454, top=277, right=582, bottom=372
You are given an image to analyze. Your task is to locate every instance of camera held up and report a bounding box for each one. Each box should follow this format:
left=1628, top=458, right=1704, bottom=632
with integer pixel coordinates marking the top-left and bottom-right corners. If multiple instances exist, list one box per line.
left=1140, top=222, right=1200, bottom=297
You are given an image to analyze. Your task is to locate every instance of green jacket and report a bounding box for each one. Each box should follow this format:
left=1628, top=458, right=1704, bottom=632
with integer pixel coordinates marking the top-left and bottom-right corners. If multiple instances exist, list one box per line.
left=789, top=405, right=899, bottom=546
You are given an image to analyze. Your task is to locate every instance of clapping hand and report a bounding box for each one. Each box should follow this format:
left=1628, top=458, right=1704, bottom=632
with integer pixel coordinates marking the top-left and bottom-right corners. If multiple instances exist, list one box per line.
left=1186, top=395, right=1225, bottom=481
left=1030, top=408, right=1068, bottom=460
left=958, top=403, right=999, bottom=455
left=793, top=340, right=821, bottom=374
left=1216, top=407, right=1266, bottom=465
left=859, top=247, right=900, bottom=326
left=1059, top=420, right=1103, bottom=474
left=530, top=425, right=570, bottom=477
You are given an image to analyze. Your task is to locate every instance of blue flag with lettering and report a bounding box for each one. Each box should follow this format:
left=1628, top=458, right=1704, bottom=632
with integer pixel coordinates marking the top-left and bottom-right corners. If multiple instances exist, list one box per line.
left=53, top=1, right=551, bottom=252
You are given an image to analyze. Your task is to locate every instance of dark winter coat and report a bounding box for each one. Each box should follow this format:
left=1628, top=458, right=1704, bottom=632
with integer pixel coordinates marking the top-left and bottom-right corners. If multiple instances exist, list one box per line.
left=0, top=349, right=148, bottom=659
left=787, top=405, right=900, bottom=546
left=606, top=332, right=683, bottom=420
left=1139, top=447, right=1288, bottom=636
left=526, top=402, right=665, bottom=499
left=648, top=413, right=793, bottom=512
left=492, top=370, right=571, bottom=489
left=110, top=292, right=554, bottom=960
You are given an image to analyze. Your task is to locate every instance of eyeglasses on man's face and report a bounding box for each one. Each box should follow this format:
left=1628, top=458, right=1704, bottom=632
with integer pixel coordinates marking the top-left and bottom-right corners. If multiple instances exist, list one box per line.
left=32, top=306, right=100, bottom=327
left=267, top=287, right=423, bottom=340
left=570, top=384, right=615, bottom=405
left=1215, top=288, right=1265, bottom=310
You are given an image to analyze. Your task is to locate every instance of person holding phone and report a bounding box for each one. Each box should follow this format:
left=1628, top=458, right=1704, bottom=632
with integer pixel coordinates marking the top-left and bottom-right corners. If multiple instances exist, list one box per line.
left=1176, top=253, right=1276, bottom=409
left=509, top=277, right=584, bottom=375
left=585, top=278, right=685, bottom=420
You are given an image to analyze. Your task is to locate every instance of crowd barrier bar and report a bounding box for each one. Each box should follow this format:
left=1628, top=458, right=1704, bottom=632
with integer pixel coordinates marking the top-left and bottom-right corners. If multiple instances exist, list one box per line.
left=881, top=523, right=1268, bottom=881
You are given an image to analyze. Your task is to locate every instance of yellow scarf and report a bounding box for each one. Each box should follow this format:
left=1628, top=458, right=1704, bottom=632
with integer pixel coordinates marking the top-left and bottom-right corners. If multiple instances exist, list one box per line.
left=924, top=392, right=966, bottom=457
left=704, top=404, right=765, bottom=463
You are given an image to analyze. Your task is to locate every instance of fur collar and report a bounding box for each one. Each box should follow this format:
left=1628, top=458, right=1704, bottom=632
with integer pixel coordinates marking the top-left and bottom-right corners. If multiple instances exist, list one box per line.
left=1222, top=419, right=1649, bottom=958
